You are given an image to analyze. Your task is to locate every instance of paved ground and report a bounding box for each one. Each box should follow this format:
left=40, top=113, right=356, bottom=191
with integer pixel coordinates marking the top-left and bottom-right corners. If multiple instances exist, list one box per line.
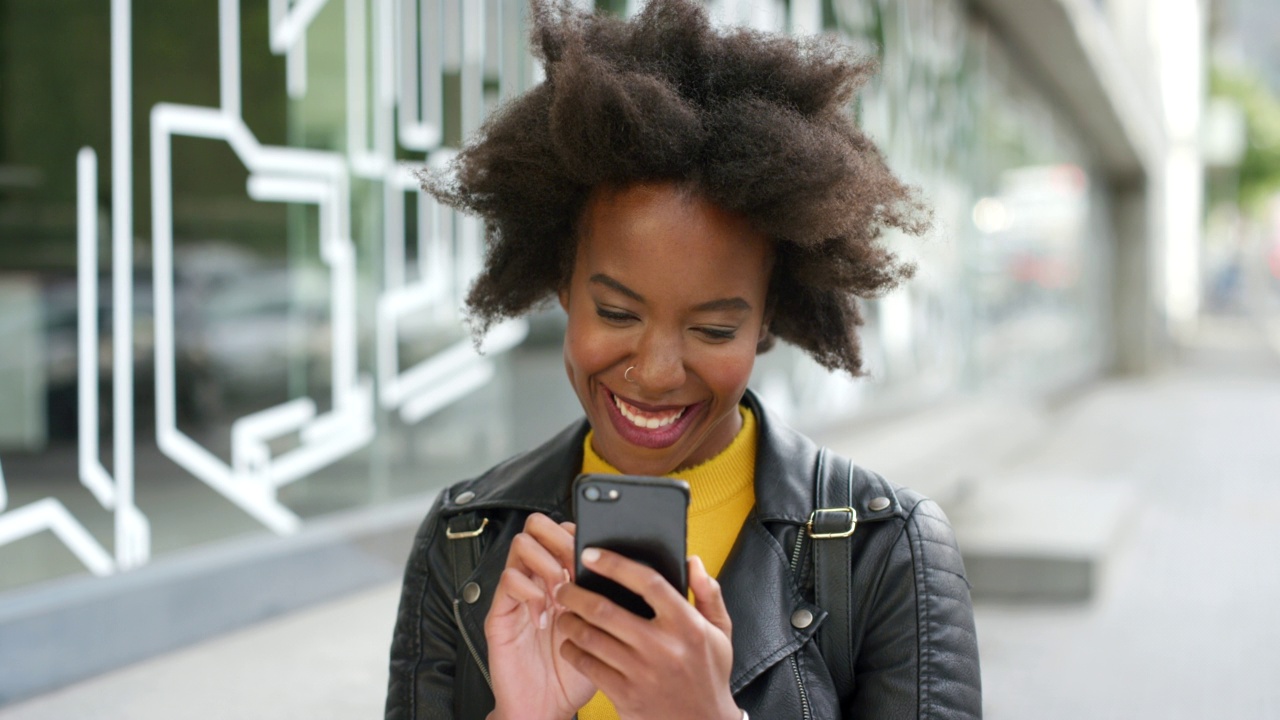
left=2, top=317, right=1278, bottom=719
left=977, top=319, right=1280, bottom=720
left=0, top=582, right=403, bottom=720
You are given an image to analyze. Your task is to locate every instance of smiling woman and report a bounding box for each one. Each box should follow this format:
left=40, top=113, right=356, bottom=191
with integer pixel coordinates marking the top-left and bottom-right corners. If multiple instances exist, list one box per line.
left=385, top=2, right=981, bottom=719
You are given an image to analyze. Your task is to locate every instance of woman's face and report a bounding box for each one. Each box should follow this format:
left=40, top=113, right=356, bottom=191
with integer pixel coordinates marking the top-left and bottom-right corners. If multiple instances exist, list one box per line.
left=559, top=182, right=773, bottom=476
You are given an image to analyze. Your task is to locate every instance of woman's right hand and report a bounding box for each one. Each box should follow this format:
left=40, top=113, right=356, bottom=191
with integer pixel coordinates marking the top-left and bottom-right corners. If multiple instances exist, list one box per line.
left=485, top=513, right=596, bottom=720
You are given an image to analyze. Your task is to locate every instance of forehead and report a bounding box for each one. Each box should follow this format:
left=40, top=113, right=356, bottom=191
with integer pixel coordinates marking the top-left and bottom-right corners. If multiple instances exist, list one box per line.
left=574, top=183, right=773, bottom=291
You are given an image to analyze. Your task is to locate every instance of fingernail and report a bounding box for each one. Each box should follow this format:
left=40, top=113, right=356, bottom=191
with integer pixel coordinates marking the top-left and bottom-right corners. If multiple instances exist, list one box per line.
left=538, top=610, right=549, bottom=630
left=582, top=548, right=600, bottom=564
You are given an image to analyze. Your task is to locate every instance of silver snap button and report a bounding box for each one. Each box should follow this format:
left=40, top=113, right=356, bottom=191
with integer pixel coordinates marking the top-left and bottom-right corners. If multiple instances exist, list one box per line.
left=462, top=581, right=482, bottom=604
left=868, top=496, right=890, bottom=512
left=455, top=490, right=476, bottom=505
left=790, top=608, right=814, bottom=629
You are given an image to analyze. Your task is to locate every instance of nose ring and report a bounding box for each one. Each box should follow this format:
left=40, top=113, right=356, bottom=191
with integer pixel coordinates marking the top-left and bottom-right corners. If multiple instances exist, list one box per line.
left=624, top=366, right=636, bottom=383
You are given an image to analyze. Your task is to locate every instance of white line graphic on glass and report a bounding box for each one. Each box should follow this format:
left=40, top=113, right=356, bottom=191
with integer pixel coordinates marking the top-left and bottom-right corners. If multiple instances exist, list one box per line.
left=377, top=162, right=527, bottom=425
left=0, top=454, right=114, bottom=577
left=268, top=0, right=328, bottom=99
left=0, top=146, right=124, bottom=578
left=373, top=0, right=530, bottom=424
left=150, top=0, right=374, bottom=535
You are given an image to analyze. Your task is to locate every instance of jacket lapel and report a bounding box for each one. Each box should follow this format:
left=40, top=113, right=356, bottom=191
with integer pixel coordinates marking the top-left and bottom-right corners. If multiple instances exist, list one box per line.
left=720, top=391, right=826, bottom=693
left=448, top=422, right=588, bottom=674
left=718, top=512, right=825, bottom=694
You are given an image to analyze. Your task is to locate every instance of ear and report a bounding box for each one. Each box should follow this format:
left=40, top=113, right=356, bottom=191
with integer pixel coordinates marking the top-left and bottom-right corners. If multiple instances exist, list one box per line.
left=558, top=285, right=570, bottom=312
left=756, top=296, right=776, bottom=353
left=755, top=326, right=776, bottom=353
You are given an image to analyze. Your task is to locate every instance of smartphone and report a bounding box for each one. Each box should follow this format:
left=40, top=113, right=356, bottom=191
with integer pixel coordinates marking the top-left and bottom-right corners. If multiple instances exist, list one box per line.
left=572, top=473, right=690, bottom=619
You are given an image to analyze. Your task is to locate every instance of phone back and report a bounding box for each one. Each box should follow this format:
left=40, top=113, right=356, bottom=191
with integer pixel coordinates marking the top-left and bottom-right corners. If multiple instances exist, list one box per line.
left=573, top=474, right=689, bottom=619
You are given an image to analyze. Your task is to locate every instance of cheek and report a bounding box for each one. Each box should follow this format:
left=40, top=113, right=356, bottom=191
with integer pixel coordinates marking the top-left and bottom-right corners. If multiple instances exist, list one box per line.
left=563, top=314, right=624, bottom=380
left=699, top=345, right=758, bottom=398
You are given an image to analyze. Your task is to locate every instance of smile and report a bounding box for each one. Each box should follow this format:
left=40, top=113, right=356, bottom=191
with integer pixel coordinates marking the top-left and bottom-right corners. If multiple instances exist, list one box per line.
left=613, top=394, right=686, bottom=429
left=602, top=388, right=703, bottom=450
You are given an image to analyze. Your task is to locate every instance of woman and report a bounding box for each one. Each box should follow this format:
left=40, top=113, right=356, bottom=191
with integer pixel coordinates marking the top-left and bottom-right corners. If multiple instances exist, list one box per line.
left=386, top=1, right=981, bottom=718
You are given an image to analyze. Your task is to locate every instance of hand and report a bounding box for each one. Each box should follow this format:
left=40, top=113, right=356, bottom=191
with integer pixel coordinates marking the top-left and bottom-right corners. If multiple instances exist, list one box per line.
left=553, top=550, right=739, bottom=720
left=485, top=514, right=596, bottom=720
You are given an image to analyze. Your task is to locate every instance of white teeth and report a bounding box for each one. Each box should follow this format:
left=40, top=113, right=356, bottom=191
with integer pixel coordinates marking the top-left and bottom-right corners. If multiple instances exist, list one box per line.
left=613, top=394, right=685, bottom=430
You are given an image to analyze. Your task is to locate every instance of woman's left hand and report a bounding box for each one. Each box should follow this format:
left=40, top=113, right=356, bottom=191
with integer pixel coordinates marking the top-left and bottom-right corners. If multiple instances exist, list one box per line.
left=553, top=550, right=740, bottom=720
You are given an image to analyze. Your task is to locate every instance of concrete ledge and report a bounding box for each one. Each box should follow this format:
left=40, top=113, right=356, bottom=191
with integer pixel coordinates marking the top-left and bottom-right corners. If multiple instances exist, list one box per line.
left=0, top=491, right=438, bottom=706
left=811, top=398, right=1052, bottom=503
left=812, top=394, right=1137, bottom=604
left=950, top=476, right=1136, bottom=602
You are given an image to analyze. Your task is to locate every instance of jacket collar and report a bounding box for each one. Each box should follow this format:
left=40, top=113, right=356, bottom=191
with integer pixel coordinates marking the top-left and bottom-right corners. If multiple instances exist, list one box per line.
left=440, top=418, right=587, bottom=520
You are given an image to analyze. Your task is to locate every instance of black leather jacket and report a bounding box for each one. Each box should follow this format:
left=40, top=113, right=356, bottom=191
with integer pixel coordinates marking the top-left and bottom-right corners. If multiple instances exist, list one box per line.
left=386, top=392, right=982, bottom=719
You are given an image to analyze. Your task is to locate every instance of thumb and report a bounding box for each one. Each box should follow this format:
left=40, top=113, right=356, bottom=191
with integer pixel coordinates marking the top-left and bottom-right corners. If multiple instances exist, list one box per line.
left=689, top=555, right=732, bottom=639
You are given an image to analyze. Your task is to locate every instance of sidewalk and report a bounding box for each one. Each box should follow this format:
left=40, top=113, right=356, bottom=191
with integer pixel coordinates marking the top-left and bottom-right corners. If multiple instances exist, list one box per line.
left=0, top=582, right=402, bottom=720
left=975, top=319, right=1280, bottom=720
left=2, top=318, right=1278, bottom=719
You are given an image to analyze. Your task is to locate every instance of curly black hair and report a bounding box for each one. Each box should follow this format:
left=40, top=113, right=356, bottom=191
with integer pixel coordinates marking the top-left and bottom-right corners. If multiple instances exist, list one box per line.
left=422, top=0, right=927, bottom=376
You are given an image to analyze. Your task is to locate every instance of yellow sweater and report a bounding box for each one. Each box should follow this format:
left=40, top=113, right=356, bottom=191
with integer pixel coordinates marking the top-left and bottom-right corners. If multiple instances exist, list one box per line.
left=576, top=407, right=758, bottom=720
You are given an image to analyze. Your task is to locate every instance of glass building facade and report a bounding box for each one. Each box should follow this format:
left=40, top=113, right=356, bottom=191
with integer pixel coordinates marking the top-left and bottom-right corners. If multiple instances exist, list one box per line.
left=0, top=0, right=1108, bottom=608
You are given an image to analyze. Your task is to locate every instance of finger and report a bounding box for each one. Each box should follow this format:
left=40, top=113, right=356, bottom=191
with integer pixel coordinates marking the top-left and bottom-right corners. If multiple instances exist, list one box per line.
left=554, top=581, right=651, bottom=649
left=523, top=513, right=576, bottom=575
left=559, top=522, right=577, bottom=578
left=554, top=610, right=636, bottom=673
left=488, top=568, right=547, bottom=627
left=498, top=567, right=551, bottom=606
left=580, top=547, right=689, bottom=619
left=689, top=555, right=732, bottom=639
left=507, top=531, right=569, bottom=592
left=558, top=634, right=629, bottom=698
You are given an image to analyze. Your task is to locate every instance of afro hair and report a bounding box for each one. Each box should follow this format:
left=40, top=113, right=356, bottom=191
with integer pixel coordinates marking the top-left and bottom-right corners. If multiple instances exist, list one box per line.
left=421, top=0, right=928, bottom=375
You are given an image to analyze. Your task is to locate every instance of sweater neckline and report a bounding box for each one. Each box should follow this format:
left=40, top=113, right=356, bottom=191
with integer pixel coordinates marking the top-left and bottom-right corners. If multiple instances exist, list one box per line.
left=581, top=406, right=757, bottom=516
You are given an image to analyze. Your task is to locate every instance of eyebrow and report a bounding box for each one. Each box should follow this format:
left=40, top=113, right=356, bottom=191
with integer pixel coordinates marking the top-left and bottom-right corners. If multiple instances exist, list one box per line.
left=589, top=273, right=752, bottom=313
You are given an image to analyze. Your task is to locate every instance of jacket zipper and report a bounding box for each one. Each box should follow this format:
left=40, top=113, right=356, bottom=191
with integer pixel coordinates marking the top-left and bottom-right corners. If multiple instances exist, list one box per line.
left=790, top=526, right=807, bottom=574
left=453, top=598, right=494, bottom=690
left=789, top=529, right=813, bottom=720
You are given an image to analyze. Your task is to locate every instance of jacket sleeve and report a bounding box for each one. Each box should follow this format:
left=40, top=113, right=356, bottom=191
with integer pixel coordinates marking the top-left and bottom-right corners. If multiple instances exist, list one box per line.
left=385, top=493, right=461, bottom=720
left=848, top=498, right=983, bottom=719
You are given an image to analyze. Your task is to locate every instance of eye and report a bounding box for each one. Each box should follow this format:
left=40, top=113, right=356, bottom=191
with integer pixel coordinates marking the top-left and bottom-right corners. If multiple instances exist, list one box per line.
left=595, top=306, right=636, bottom=324
left=695, top=326, right=737, bottom=342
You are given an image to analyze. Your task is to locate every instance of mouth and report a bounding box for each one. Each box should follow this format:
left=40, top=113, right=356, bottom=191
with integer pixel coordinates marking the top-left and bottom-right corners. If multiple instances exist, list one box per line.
left=612, top=393, right=687, bottom=428
left=602, top=386, right=703, bottom=450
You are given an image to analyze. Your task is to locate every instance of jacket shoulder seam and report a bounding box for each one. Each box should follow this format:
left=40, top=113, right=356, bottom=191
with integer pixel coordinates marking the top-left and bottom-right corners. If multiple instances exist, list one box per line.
left=905, top=497, right=952, bottom=719
left=405, top=500, right=447, bottom=718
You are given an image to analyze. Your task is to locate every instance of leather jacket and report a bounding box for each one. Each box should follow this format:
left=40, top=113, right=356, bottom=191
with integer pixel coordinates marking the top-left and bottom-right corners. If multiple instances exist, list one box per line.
left=386, top=391, right=982, bottom=719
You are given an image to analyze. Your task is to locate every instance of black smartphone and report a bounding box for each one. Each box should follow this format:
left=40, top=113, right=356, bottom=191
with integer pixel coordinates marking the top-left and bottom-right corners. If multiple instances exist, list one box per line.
left=572, top=473, right=690, bottom=619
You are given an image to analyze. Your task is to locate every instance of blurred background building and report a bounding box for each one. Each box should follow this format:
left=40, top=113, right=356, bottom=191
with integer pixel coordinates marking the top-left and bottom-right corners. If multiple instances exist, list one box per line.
left=1, top=0, right=1279, bottom=716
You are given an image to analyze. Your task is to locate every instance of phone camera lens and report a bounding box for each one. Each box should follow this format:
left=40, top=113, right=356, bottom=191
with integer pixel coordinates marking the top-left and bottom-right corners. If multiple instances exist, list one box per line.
left=584, top=486, right=601, bottom=501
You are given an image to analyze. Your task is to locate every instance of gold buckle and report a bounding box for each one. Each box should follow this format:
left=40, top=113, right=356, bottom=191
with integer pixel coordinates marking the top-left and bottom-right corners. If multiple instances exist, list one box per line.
left=446, top=516, right=489, bottom=540
left=807, top=507, right=857, bottom=539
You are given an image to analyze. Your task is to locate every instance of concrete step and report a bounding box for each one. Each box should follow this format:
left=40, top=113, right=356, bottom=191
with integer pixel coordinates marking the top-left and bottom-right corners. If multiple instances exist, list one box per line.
left=811, top=398, right=1052, bottom=504
left=948, top=475, right=1137, bottom=603
left=813, top=396, right=1137, bottom=604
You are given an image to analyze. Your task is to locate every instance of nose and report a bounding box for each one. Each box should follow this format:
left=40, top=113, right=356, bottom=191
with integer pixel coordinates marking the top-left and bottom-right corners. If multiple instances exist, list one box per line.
left=630, top=327, right=686, bottom=395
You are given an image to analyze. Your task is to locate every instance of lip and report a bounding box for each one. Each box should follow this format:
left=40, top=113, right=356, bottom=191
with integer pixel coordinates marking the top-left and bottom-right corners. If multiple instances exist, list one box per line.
left=602, top=386, right=704, bottom=450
